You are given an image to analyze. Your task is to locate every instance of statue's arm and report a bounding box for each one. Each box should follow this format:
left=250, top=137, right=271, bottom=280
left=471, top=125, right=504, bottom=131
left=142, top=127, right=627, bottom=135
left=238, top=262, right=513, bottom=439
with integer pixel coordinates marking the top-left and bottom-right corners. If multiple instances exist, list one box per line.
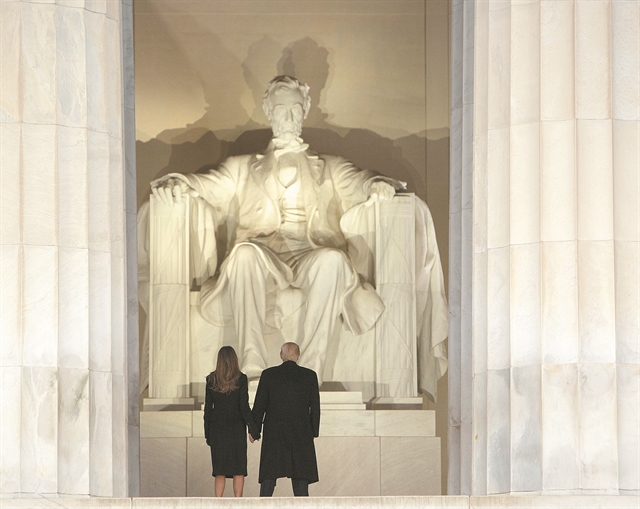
left=150, top=158, right=240, bottom=211
left=329, top=156, right=406, bottom=208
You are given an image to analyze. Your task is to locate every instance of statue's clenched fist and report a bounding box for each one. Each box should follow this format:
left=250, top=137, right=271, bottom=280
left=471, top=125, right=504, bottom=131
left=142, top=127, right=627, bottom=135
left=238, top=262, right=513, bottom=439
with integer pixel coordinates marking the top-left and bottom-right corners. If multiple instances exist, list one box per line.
left=368, top=181, right=397, bottom=202
left=151, top=176, right=198, bottom=207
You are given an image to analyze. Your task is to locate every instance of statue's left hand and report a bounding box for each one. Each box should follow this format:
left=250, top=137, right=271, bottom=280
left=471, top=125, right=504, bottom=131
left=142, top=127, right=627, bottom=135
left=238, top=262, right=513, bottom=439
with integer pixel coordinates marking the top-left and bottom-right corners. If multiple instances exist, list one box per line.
left=369, top=181, right=396, bottom=202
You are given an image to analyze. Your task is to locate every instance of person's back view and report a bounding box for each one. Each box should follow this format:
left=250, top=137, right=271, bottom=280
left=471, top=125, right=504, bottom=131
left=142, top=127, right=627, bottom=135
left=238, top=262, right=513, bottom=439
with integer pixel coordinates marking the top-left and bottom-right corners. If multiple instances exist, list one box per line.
left=204, top=346, right=260, bottom=497
left=252, top=342, right=321, bottom=496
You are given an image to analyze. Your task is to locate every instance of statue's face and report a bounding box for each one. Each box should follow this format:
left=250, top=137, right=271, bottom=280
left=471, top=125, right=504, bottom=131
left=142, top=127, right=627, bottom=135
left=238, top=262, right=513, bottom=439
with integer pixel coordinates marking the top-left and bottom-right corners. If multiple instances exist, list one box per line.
left=268, top=87, right=305, bottom=140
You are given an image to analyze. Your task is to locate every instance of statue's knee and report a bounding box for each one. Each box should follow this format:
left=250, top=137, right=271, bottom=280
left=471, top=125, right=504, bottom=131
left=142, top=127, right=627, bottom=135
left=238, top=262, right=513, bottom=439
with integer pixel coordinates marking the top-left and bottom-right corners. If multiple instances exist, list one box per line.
left=232, top=244, right=258, bottom=263
left=316, top=248, right=348, bottom=273
left=229, top=244, right=261, bottom=268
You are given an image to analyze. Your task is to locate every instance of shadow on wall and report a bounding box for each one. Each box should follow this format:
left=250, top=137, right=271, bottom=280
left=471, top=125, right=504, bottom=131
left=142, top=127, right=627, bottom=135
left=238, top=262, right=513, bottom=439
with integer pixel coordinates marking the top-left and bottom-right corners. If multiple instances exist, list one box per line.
left=136, top=36, right=448, bottom=214
left=136, top=126, right=448, bottom=205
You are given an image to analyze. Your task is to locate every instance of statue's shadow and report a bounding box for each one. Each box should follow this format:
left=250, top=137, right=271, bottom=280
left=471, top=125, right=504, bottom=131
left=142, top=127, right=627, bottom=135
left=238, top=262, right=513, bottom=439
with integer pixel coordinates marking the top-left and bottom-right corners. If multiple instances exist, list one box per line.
left=135, top=35, right=447, bottom=210
left=142, top=125, right=431, bottom=191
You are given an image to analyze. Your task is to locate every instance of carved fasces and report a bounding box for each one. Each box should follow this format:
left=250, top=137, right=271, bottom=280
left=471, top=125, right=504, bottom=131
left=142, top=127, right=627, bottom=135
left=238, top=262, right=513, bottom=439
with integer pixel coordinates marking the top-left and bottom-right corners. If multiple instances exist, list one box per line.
left=375, top=195, right=417, bottom=398
left=148, top=196, right=190, bottom=398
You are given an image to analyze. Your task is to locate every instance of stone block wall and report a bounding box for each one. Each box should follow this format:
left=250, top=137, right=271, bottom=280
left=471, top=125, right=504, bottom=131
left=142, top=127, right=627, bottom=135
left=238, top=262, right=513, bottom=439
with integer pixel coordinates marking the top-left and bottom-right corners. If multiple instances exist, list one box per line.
left=449, top=0, right=640, bottom=496
left=139, top=409, right=440, bottom=497
left=0, top=0, right=139, bottom=497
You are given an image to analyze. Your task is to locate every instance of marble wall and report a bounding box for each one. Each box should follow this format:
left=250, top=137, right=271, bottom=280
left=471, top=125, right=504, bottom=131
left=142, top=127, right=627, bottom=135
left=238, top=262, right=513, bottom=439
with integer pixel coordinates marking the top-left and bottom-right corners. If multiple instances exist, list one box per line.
left=449, top=0, right=640, bottom=496
left=0, top=0, right=139, bottom=497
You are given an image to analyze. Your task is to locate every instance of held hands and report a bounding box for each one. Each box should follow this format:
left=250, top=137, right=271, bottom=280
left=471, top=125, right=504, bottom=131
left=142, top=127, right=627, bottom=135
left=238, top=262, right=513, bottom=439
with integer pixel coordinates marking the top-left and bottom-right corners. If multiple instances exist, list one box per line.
left=151, top=176, right=199, bottom=207
left=368, top=181, right=396, bottom=203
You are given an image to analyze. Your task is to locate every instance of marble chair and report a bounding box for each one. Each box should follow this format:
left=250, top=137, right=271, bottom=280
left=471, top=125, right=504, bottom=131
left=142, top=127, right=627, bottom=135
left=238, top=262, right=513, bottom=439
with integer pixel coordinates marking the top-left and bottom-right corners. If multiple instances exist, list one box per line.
left=139, top=192, right=446, bottom=407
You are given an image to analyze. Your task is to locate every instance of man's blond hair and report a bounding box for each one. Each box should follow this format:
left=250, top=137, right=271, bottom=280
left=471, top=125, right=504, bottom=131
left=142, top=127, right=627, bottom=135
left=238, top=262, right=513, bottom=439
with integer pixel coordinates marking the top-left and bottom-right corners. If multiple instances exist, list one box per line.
left=280, top=342, right=300, bottom=362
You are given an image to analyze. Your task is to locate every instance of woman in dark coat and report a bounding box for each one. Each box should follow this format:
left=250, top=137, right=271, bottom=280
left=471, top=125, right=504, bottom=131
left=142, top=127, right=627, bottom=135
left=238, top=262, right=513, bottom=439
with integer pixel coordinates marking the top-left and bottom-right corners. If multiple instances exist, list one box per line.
left=204, top=346, right=260, bottom=497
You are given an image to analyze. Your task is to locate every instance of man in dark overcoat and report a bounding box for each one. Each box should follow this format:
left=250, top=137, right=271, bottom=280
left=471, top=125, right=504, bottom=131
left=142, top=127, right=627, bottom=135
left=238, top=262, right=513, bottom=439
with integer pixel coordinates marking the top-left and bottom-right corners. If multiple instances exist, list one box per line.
left=251, top=342, right=321, bottom=496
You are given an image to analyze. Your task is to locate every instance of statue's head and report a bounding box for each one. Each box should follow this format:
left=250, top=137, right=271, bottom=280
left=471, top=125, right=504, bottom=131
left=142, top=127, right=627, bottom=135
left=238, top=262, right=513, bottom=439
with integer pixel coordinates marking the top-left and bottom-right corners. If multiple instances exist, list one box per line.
left=262, top=76, right=311, bottom=140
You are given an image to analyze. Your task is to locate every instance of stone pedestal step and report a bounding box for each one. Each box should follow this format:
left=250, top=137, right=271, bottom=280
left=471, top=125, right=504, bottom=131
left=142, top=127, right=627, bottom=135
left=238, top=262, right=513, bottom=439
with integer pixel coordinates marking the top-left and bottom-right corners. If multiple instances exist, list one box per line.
left=371, top=396, right=423, bottom=410
left=247, top=390, right=366, bottom=409
left=141, top=408, right=436, bottom=438
left=142, top=397, right=195, bottom=412
left=319, top=403, right=367, bottom=410
left=143, top=391, right=430, bottom=413
left=195, top=392, right=368, bottom=411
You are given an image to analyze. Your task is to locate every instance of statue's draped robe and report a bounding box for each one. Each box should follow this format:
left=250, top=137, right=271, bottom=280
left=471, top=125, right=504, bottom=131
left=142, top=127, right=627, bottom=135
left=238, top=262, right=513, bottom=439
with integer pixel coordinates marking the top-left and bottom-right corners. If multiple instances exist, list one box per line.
left=139, top=143, right=448, bottom=400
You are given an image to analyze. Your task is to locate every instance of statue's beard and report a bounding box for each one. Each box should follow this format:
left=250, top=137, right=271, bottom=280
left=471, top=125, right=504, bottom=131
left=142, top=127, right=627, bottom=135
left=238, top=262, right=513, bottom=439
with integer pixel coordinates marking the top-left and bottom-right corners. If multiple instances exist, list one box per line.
left=271, top=121, right=302, bottom=140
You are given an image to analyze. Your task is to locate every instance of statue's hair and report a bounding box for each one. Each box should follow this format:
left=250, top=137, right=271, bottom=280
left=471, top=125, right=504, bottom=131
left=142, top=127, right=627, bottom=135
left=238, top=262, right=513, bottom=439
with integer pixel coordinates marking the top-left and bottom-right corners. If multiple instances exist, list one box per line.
left=262, top=75, right=311, bottom=120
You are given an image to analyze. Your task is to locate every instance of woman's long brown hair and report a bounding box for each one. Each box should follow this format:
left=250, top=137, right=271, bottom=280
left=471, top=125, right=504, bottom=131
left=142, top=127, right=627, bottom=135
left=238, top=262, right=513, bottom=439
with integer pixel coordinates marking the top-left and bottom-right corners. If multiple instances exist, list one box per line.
left=209, top=346, right=241, bottom=393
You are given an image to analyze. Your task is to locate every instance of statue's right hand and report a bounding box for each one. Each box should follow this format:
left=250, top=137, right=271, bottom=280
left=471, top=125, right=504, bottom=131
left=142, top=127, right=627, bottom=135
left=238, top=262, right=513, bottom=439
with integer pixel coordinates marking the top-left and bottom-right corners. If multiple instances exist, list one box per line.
left=150, top=176, right=195, bottom=207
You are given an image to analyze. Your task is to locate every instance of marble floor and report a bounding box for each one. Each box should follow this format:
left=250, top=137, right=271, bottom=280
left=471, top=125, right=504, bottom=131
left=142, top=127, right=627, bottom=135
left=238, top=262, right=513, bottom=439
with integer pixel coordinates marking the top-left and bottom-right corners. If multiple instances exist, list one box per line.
left=1, top=496, right=639, bottom=508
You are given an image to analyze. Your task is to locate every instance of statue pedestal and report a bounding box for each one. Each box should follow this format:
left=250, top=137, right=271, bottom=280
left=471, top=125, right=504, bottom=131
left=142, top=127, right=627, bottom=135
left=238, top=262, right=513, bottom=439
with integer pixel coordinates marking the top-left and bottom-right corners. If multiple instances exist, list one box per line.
left=139, top=400, right=440, bottom=497
left=371, top=397, right=424, bottom=410
left=140, top=194, right=445, bottom=495
left=142, top=398, right=196, bottom=412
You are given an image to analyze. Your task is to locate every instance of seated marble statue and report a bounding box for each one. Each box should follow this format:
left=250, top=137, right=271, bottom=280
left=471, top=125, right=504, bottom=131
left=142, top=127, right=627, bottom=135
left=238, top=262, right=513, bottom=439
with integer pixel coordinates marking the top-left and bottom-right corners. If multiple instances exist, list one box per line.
left=146, top=75, right=447, bottom=392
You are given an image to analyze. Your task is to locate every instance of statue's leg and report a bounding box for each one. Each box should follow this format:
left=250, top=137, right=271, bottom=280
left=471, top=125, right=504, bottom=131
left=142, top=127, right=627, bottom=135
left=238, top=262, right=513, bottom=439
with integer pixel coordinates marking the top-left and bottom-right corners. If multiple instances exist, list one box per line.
left=223, top=244, right=270, bottom=378
left=293, top=248, right=350, bottom=380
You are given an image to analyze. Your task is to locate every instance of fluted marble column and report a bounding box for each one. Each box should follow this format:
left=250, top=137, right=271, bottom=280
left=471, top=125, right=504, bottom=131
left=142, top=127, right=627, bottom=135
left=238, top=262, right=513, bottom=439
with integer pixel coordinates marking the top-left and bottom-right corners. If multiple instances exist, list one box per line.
left=449, top=0, right=639, bottom=496
left=0, top=0, right=139, bottom=496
